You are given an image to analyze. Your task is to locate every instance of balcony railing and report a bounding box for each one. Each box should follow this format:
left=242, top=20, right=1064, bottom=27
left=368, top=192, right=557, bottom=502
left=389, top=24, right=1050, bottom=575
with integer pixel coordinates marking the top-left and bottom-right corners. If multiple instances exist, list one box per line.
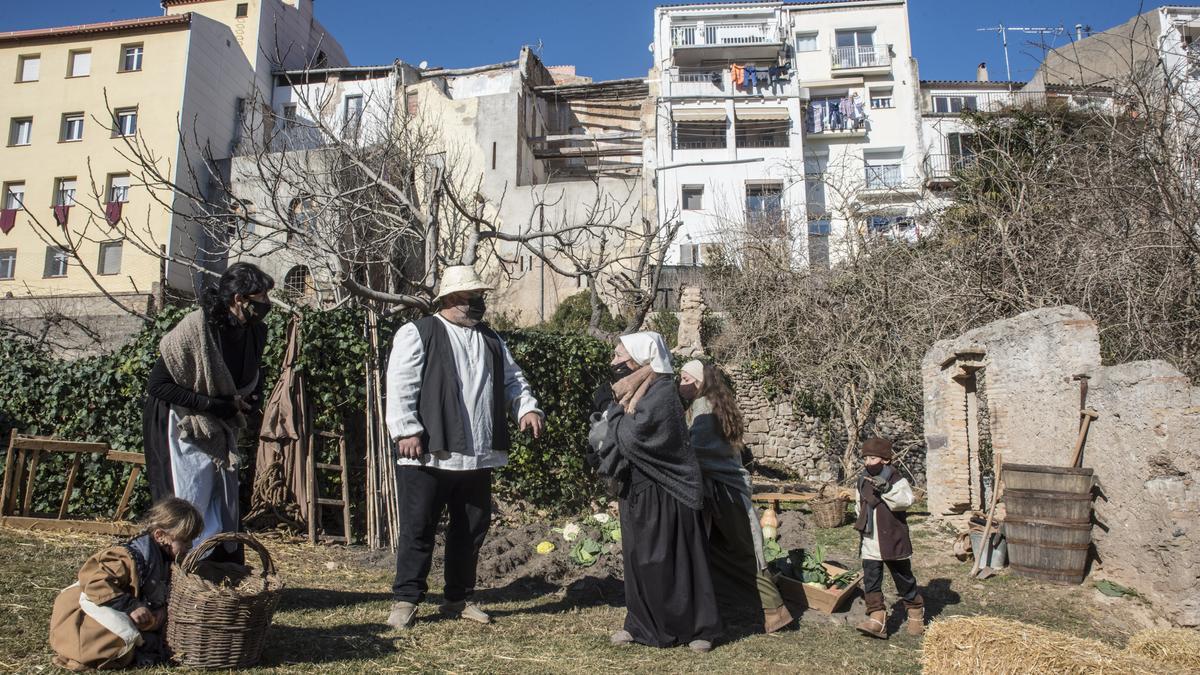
left=672, top=22, right=779, bottom=47
left=925, top=90, right=1114, bottom=116
left=925, top=154, right=977, bottom=181
left=865, top=164, right=903, bottom=190
left=831, top=45, right=892, bottom=70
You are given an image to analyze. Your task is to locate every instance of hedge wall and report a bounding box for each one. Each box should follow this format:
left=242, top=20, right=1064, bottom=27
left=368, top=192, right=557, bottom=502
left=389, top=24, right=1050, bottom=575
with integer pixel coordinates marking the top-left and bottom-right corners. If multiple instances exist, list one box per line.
left=0, top=307, right=613, bottom=519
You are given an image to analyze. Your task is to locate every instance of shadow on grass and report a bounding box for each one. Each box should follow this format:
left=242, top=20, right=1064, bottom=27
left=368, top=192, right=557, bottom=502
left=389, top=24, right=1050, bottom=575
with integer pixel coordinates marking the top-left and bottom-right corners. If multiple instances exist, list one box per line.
left=476, top=574, right=626, bottom=619
left=276, top=586, right=392, bottom=612
left=260, top=622, right=396, bottom=666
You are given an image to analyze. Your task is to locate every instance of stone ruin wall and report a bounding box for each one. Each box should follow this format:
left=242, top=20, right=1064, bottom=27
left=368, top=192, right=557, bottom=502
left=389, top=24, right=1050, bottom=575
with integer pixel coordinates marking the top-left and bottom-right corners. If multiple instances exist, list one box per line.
left=922, top=306, right=1200, bottom=626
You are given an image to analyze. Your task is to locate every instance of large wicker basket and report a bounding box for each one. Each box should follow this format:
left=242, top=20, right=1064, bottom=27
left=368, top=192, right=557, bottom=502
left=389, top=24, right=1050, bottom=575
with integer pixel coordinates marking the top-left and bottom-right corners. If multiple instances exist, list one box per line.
left=809, top=485, right=850, bottom=529
left=166, top=533, right=283, bottom=669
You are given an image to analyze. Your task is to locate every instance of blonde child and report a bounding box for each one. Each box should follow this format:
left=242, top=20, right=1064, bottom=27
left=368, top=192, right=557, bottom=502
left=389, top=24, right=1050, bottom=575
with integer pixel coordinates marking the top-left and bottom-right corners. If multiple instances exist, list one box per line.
left=853, top=437, right=924, bottom=639
left=49, top=497, right=202, bottom=671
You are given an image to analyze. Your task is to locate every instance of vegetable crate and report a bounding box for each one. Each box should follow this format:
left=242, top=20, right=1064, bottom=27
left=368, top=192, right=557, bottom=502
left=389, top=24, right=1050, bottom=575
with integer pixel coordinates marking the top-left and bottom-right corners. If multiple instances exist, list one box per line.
left=774, top=562, right=863, bottom=614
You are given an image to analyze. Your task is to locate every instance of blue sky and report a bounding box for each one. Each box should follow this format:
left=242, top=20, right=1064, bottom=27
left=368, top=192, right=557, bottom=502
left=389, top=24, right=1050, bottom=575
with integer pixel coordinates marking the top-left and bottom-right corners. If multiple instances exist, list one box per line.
left=1, top=1, right=1164, bottom=82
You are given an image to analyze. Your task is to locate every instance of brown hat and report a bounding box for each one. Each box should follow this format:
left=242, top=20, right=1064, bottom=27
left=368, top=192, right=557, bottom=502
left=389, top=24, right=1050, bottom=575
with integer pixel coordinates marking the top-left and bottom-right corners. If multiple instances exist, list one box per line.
left=862, top=437, right=894, bottom=460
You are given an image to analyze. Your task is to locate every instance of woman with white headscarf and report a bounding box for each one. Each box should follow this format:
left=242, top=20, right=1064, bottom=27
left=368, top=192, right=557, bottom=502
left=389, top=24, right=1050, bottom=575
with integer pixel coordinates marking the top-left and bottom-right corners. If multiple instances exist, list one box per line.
left=589, top=332, right=722, bottom=653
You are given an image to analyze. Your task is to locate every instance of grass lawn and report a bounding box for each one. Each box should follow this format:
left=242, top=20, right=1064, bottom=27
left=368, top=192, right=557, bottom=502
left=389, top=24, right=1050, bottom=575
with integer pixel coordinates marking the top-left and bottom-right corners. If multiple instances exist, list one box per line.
left=0, top=511, right=1155, bottom=674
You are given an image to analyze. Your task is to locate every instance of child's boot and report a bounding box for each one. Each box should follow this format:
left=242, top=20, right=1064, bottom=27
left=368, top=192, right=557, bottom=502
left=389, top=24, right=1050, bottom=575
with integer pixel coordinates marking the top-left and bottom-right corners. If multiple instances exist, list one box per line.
left=856, top=592, right=888, bottom=639
left=904, top=595, right=925, bottom=636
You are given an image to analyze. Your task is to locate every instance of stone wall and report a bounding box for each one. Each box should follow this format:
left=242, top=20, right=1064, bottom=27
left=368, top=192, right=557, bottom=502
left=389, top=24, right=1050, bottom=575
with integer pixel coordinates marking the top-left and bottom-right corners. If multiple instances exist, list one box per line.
left=726, top=366, right=836, bottom=482
left=0, top=291, right=156, bottom=358
left=922, top=306, right=1200, bottom=626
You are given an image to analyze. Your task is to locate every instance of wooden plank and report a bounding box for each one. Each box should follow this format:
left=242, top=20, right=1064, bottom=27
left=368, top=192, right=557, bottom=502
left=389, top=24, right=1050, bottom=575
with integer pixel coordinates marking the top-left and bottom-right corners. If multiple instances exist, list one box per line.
left=1, top=515, right=138, bottom=536
left=750, top=491, right=818, bottom=503
left=533, top=147, right=643, bottom=159
left=105, top=451, right=146, bottom=465
left=5, top=448, right=26, bottom=516
left=308, top=433, right=318, bottom=545
left=113, top=466, right=140, bottom=522
left=339, top=435, right=352, bottom=545
left=0, top=429, right=17, bottom=517
left=21, top=450, right=41, bottom=516
left=317, top=498, right=344, bottom=507
left=58, top=454, right=83, bottom=520
left=315, top=463, right=343, bottom=471
left=12, top=437, right=110, bottom=454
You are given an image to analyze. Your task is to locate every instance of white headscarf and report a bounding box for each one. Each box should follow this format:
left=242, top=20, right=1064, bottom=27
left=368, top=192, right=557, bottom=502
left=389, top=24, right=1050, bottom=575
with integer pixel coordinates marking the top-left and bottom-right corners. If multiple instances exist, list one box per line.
left=680, top=359, right=705, bottom=383
left=618, top=331, right=674, bottom=374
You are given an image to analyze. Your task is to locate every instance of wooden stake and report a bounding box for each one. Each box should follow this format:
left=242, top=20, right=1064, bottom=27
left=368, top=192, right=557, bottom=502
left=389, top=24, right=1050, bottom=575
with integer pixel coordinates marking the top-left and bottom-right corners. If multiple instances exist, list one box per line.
left=972, top=451, right=1003, bottom=578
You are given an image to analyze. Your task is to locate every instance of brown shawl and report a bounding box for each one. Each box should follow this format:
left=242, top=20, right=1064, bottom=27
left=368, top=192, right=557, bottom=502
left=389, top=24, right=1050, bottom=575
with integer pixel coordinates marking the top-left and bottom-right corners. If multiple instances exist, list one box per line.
left=612, top=364, right=655, bottom=414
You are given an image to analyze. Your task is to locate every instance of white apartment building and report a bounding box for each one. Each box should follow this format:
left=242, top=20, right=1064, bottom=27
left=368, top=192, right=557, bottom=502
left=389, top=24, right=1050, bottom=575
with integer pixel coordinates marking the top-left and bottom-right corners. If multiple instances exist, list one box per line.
left=651, top=0, right=924, bottom=267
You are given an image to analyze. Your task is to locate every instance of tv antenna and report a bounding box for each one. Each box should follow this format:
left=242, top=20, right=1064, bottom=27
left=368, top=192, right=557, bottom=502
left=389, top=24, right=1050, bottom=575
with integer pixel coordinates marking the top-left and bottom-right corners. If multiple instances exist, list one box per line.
left=977, top=24, right=1066, bottom=81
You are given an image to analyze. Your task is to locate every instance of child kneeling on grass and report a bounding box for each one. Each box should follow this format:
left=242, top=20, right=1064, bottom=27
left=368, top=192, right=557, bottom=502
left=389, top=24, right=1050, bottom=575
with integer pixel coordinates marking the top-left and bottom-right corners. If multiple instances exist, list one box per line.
left=853, top=437, right=925, bottom=639
left=49, top=497, right=202, bottom=671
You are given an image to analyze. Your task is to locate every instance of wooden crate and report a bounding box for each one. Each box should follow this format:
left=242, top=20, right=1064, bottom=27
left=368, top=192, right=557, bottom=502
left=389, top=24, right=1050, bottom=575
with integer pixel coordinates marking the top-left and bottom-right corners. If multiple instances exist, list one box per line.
left=774, top=562, right=863, bottom=614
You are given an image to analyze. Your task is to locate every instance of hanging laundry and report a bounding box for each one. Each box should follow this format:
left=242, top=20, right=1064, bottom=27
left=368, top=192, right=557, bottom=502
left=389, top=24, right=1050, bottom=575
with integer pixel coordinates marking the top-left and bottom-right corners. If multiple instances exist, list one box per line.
left=829, top=103, right=843, bottom=130
left=840, top=97, right=853, bottom=117
left=0, top=209, right=15, bottom=235
left=53, top=205, right=70, bottom=227
left=745, top=66, right=758, bottom=89
left=730, top=64, right=745, bottom=87
left=851, top=94, right=867, bottom=122
left=810, top=101, right=825, bottom=133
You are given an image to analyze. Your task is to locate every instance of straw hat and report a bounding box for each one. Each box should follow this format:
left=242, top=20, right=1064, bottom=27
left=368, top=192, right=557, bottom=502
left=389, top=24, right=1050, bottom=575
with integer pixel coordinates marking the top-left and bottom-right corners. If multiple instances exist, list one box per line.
left=435, top=265, right=493, bottom=300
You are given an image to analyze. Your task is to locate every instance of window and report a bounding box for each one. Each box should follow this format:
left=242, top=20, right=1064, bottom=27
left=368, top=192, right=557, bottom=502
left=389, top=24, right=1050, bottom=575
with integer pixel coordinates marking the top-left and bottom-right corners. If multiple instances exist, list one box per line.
left=864, top=150, right=904, bottom=190
left=679, top=243, right=700, bottom=266
left=9, top=118, right=32, bottom=146
left=97, top=241, right=123, bottom=275
left=289, top=195, right=318, bottom=233
left=0, top=250, right=14, bottom=280
left=3, top=182, right=25, bottom=209
left=834, top=29, right=879, bottom=68
left=745, top=182, right=785, bottom=237
left=284, top=265, right=314, bottom=297
left=735, top=116, right=790, bottom=148
left=282, top=104, right=298, bottom=129
left=55, top=178, right=77, bottom=206
left=932, top=95, right=978, bottom=114
left=673, top=121, right=726, bottom=150
left=405, top=90, right=419, bottom=116
left=343, top=95, right=363, bottom=136
left=107, top=174, right=130, bottom=203
left=17, top=55, right=40, bottom=82
left=230, top=199, right=254, bottom=236
left=61, top=113, right=84, bottom=142
left=121, top=44, right=144, bottom=72
left=870, top=87, right=894, bottom=109
left=236, top=3, right=249, bottom=18
left=43, top=246, right=68, bottom=278
left=68, top=50, right=91, bottom=78
left=795, top=32, right=819, bottom=53
left=113, top=108, right=137, bottom=137
left=682, top=185, right=704, bottom=210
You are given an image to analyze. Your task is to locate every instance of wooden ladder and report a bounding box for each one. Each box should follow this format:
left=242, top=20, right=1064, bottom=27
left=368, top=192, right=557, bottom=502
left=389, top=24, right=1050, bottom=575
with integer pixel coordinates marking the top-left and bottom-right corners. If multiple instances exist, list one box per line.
left=307, top=431, right=352, bottom=544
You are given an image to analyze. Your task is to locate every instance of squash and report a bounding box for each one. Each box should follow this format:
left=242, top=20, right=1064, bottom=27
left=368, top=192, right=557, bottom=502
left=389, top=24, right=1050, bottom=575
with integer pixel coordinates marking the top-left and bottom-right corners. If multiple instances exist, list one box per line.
left=760, top=507, right=779, bottom=530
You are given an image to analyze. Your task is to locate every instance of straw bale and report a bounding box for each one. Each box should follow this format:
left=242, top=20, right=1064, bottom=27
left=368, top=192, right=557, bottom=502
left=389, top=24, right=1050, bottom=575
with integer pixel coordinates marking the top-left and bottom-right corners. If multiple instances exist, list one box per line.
left=921, top=616, right=1176, bottom=675
left=1124, top=629, right=1200, bottom=671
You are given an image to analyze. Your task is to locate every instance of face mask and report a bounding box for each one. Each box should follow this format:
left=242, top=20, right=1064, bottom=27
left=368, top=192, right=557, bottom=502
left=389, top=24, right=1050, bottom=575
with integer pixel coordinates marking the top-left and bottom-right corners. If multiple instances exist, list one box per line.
left=247, top=298, right=272, bottom=323
left=865, top=463, right=884, bottom=476
left=465, top=296, right=487, bottom=321
left=611, top=362, right=635, bottom=381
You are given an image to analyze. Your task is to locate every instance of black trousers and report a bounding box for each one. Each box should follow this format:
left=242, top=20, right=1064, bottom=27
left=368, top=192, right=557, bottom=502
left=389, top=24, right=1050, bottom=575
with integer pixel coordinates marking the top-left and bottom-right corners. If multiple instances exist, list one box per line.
left=393, top=466, right=493, bottom=604
left=862, top=558, right=921, bottom=612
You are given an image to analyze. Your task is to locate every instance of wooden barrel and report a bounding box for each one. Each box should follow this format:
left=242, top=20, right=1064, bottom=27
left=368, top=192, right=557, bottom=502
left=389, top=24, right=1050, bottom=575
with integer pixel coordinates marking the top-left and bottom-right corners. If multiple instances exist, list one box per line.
left=1001, top=463, right=1094, bottom=585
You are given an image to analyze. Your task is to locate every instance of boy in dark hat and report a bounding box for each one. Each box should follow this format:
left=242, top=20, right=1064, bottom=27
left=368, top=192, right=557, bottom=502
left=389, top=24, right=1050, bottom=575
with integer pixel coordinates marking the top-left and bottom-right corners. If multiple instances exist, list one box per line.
left=853, top=437, right=924, bottom=639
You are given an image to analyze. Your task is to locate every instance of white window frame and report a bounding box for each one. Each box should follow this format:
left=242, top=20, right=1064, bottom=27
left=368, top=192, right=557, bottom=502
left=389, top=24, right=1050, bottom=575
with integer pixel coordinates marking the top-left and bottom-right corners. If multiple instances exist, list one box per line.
left=10, top=118, right=32, bottom=146
left=108, top=174, right=130, bottom=203
left=0, top=249, right=15, bottom=280
left=3, top=182, right=25, bottom=209
left=55, top=178, right=77, bottom=207
left=121, top=44, right=144, bottom=72
left=679, top=243, right=700, bottom=266
left=870, top=87, right=894, bottom=109
left=68, top=50, right=91, bottom=78
left=794, top=32, right=819, bottom=53
left=97, top=241, right=123, bottom=276
left=835, top=29, right=876, bottom=50
left=114, top=108, right=137, bottom=137
left=44, top=246, right=69, bottom=278
left=681, top=185, right=704, bottom=210
left=62, top=113, right=84, bottom=142
left=932, top=95, right=979, bottom=114
left=17, top=54, right=40, bottom=82
left=343, top=95, right=364, bottom=135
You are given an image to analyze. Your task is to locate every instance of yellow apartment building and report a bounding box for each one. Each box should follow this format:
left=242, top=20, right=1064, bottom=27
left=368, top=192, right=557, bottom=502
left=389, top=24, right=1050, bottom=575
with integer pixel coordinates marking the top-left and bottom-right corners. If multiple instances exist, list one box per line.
left=0, top=0, right=344, bottom=351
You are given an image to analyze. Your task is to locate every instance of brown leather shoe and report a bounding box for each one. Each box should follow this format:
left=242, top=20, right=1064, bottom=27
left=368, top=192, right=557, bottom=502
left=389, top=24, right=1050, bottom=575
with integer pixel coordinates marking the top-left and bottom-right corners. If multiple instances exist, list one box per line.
left=905, top=606, right=925, bottom=636
left=856, top=610, right=888, bottom=639
left=763, top=605, right=794, bottom=633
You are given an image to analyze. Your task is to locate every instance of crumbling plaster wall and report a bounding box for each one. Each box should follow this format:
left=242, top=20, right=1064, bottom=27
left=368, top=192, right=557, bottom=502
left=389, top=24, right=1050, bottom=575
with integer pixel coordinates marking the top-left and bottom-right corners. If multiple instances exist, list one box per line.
left=923, top=306, right=1200, bottom=626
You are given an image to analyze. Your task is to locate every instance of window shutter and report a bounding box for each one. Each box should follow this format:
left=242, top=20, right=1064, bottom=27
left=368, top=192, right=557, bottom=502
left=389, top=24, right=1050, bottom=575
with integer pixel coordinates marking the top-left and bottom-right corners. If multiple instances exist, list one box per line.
left=21, top=57, right=40, bottom=81
left=71, top=52, right=91, bottom=77
left=679, top=244, right=695, bottom=266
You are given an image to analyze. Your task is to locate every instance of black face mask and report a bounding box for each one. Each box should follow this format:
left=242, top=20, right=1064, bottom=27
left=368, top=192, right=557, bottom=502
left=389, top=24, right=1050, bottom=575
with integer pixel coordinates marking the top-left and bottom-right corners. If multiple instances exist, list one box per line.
left=247, top=298, right=272, bottom=323
left=465, top=296, right=487, bottom=321
left=610, top=362, right=635, bottom=381
left=865, top=463, right=885, bottom=476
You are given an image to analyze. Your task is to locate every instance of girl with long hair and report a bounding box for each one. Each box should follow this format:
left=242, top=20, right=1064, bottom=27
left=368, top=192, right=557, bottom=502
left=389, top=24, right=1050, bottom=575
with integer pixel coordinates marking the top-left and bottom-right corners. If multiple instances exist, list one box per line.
left=678, top=360, right=793, bottom=634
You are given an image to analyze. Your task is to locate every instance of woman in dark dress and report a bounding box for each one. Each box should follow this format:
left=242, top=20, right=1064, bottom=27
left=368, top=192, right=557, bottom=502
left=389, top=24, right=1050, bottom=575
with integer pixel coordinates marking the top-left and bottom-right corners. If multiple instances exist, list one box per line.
left=143, top=263, right=274, bottom=554
left=589, top=331, right=722, bottom=652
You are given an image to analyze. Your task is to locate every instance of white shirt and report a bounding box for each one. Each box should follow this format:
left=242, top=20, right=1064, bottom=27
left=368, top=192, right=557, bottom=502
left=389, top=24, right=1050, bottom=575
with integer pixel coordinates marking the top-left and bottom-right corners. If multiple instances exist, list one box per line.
left=855, top=475, right=915, bottom=561
left=385, top=315, right=542, bottom=471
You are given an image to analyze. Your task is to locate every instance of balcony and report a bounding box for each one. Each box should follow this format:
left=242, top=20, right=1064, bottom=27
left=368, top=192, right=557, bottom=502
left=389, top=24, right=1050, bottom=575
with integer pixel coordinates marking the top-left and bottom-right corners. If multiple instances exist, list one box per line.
left=861, top=164, right=921, bottom=201
left=830, top=45, right=893, bottom=75
left=924, top=154, right=976, bottom=187
left=670, top=21, right=784, bottom=66
left=924, top=90, right=1115, bottom=116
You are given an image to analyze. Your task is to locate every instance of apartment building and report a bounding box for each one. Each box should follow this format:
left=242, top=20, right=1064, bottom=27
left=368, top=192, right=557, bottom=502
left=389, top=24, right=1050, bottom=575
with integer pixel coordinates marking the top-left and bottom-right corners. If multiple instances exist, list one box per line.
left=231, top=49, right=654, bottom=323
left=651, top=0, right=924, bottom=268
left=0, top=0, right=345, bottom=351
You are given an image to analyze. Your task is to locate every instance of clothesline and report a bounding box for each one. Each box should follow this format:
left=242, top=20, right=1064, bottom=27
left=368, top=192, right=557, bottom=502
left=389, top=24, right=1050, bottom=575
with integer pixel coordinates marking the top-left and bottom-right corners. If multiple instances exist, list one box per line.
left=806, top=93, right=868, bottom=133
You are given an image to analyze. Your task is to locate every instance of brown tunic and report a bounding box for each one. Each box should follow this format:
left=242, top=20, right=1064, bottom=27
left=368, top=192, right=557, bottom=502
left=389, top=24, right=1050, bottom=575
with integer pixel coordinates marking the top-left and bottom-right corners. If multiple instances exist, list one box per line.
left=49, top=547, right=148, bottom=672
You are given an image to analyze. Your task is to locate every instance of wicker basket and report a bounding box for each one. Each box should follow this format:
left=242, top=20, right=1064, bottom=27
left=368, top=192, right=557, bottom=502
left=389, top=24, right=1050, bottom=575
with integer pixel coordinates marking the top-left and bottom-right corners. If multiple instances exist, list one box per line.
left=166, top=533, right=283, bottom=669
left=809, top=485, right=849, bottom=529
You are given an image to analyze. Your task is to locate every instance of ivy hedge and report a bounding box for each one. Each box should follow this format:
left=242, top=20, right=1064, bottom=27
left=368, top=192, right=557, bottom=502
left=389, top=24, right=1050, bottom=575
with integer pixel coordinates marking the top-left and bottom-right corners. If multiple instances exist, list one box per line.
left=0, top=307, right=613, bottom=520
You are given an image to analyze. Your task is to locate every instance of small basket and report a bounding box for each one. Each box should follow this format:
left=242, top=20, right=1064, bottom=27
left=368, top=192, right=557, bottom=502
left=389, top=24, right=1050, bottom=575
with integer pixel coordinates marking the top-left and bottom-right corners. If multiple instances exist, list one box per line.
left=809, top=485, right=849, bottom=529
left=166, top=533, right=283, bottom=669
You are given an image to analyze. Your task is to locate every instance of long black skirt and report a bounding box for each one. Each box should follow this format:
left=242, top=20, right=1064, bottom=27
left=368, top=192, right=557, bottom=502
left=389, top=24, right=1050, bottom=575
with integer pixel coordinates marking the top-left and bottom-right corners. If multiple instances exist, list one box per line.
left=620, top=479, right=722, bottom=647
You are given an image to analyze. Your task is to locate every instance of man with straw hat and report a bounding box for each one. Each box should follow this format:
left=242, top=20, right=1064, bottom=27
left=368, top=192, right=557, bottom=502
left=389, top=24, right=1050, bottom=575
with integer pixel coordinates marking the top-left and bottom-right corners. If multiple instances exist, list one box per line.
left=385, top=265, right=544, bottom=629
